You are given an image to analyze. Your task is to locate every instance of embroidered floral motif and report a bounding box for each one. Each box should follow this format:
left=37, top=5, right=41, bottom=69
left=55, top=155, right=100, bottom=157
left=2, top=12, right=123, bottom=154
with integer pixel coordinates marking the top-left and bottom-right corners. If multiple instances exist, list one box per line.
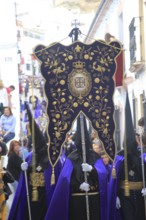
left=34, top=41, right=122, bottom=166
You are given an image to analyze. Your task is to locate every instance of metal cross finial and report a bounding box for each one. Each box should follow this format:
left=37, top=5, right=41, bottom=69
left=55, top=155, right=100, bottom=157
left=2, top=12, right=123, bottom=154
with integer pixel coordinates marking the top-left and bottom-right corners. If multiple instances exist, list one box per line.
left=71, top=19, right=80, bottom=28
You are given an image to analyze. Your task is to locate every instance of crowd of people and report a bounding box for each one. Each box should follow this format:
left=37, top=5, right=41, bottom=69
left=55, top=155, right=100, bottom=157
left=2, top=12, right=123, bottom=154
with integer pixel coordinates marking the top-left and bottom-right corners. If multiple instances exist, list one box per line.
left=0, top=94, right=146, bottom=219
left=0, top=80, right=15, bottom=115
left=3, top=115, right=146, bottom=219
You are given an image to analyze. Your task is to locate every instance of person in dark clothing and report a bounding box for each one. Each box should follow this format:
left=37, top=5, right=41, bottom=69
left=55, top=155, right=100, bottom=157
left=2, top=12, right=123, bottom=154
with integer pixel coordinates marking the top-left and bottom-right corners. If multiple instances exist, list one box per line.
left=0, top=140, right=7, bottom=156
left=45, top=115, right=108, bottom=220
left=8, top=102, right=62, bottom=220
left=117, top=130, right=146, bottom=220
left=110, top=94, right=146, bottom=220
left=109, top=93, right=146, bottom=220
left=7, top=140, right=23, bottom=190
left=0, top=141, right=14, bottom=201
left=109, top=140, right=146, bottom=220
left=3, top=167, right=15, bottom=200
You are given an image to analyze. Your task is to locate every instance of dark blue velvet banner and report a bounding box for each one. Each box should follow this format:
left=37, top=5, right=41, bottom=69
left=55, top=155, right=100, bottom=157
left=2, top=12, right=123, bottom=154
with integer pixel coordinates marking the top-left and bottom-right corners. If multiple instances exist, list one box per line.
left=34, top=40, right=122, bottom=167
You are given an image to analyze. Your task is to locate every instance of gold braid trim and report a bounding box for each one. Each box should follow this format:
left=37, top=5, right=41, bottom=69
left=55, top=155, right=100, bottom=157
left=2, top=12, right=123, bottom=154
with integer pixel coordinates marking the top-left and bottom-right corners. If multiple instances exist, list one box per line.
left=120, top=181, right=143, bottom=190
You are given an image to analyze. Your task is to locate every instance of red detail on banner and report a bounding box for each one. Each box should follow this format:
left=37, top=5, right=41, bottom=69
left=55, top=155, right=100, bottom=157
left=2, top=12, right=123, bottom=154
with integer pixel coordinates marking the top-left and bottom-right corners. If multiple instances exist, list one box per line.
left=114, top=50, right=124, bottom=87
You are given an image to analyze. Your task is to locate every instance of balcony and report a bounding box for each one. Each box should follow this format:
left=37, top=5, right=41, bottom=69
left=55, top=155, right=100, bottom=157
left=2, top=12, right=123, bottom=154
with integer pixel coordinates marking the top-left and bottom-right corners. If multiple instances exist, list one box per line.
left=129, top=17, right=145, bottom=73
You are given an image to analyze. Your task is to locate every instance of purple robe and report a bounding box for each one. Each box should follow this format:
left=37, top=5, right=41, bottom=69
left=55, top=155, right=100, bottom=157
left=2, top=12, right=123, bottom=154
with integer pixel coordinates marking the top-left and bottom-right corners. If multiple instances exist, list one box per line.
left=45, top=158, right=108, bottom=220
left=108, top=155, right=124, bottom=220
left=8, top=152, right=62, bottom=220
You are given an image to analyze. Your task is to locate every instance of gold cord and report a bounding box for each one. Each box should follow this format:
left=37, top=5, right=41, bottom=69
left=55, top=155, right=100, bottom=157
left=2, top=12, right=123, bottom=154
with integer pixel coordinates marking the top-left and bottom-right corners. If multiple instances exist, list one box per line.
left=30, top=33, right=124, bottom=57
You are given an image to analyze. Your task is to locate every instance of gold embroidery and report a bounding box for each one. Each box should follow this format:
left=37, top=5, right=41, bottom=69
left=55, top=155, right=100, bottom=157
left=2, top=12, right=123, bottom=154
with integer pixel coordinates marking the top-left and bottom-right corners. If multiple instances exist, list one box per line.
left=73, top=102, right=78, bottom=108
left=68, top=67, right=92, bottom=98
left=30, top=172, right=45, bottom=187
left=35, top=41, right=122, bottom=164
left=60, top=80, right=65, bottom=85
left=75, top=45, right=82, bottom=52
left=84, top=102, right=89, bottom=107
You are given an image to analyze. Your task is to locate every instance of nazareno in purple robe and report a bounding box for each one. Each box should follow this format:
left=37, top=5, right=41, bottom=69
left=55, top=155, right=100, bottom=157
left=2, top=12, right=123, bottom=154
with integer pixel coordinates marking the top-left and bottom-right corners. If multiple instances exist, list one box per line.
left=108, top=155, right=124, bottom=220
left=8, top=152, right=62, bottom=220
left=45, top=157, right=108, bottom=220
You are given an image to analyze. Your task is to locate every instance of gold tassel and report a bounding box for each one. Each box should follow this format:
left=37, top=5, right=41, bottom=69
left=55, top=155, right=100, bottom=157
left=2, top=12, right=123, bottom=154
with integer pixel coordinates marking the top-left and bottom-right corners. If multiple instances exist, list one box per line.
left=112, top=165, right=116, bottom=179
left=124, top=179, right=130, bottom=196
left=32, top=187, right=38, bottom=201
left=51, top=167, right=55, bottom=185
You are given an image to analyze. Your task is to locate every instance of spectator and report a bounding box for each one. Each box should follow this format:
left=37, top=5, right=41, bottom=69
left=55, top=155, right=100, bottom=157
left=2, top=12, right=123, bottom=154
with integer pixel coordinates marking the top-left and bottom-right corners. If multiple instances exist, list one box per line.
left=6, top=85, right=15, bottom=107
left=104, top=33, right=116, bottom=43
left=0, top=80, right=8, bottom=116
left=3, top=167, right=15, bottom=201
left=7, top=140, right=23, bottom=191
left=100, top=151, right=111, bottom=166
left=0, top=153, right=15, bottom=202
left=100, top=151, right=112, bottom=182
left=0, top=107, right=16, bottom=143
left=138, top=117, right=144, bottom=127
left=136, top=117, right=145, bottom=151
left=0, top=140, right=7, bottom=156
left=6, top=85, right=15, bottom=94
left=92, top=139, right=103, bottom=155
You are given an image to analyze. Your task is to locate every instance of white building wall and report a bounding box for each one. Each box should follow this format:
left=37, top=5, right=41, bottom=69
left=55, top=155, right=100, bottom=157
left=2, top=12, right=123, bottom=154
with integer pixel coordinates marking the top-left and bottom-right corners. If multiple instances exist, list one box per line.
left=0, top=0, right=20, bottom=139
left=88, top=0, right=146, bottom=148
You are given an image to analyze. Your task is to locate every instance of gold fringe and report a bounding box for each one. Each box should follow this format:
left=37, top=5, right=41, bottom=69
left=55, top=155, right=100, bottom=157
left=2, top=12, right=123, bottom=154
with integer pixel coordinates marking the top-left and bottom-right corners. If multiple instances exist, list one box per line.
left=112, top=165, right=116, bottom=179
left=32, top=187, right=38, bottom=202
left=124, top=180, right=130, bottom=197
left=51, top=167, right=55, bottom=185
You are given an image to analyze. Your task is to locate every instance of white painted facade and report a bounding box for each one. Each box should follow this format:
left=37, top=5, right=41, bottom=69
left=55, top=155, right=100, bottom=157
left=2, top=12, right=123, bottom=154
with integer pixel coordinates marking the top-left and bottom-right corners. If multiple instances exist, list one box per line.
left=0, top=0, right=20, bottom=138
left=86, top=0, right=146, bottom=148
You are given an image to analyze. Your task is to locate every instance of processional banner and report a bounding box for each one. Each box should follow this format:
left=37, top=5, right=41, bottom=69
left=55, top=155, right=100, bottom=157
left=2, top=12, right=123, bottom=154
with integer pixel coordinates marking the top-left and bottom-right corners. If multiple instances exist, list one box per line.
left=34, top=40, right=123, bottom=168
